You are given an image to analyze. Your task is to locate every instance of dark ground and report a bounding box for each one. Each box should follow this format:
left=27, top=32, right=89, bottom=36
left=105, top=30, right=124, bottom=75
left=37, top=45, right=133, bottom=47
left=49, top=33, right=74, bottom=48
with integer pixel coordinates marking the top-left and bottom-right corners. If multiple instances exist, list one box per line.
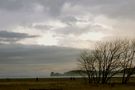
left=0, top=78, right=135, bottom=90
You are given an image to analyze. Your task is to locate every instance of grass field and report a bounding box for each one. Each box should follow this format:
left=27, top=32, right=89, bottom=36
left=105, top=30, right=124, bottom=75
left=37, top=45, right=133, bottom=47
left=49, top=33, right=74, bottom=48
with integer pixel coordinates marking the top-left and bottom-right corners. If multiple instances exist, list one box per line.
left=0, top=78, right=135, bottom=90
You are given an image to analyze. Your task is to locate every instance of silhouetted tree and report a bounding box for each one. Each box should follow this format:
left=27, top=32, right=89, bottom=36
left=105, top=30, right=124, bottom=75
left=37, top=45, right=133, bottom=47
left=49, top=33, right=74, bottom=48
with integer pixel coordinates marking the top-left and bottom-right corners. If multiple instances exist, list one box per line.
left=78, top=51, right=97, bottom=83
left=93, top=40, right=125, bottom=84
left=78, top=39, right=134, bottom=84
left=121, top=39, right=135, bottom=84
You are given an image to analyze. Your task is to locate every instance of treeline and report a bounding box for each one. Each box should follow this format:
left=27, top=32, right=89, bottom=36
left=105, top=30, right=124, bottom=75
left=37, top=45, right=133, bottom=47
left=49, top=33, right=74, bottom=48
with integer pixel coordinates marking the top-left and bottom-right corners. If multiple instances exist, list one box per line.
left=78, top=39, right=135, bottom=84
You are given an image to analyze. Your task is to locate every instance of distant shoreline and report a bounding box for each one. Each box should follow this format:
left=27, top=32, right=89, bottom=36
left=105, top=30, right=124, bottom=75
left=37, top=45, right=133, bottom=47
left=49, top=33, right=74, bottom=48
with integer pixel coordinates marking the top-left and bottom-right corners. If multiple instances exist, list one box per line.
left=0, top=75, right=135, bottom=79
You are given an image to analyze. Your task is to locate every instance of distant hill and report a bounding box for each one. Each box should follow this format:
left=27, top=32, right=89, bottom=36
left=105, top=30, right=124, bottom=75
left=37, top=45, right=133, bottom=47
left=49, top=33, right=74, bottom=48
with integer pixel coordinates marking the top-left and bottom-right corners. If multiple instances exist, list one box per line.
left=50, top=68, right=135, bottom=77
left=50, top=72, right=62, bottom=76
left=50, top=70, right=86, bottom=77
left=63, top=70, right=86, bottom=76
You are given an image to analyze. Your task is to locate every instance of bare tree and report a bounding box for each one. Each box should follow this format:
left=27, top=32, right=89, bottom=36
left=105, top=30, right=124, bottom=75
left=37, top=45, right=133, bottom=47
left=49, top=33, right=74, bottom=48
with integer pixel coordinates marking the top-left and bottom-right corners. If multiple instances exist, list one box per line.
left=93, top=40, right=125, bottom=84
left=78, top=39, right=128, bottom=84
left=78, top=51, right=97, bottom=83
left=121, top=39, right=135, bottom=84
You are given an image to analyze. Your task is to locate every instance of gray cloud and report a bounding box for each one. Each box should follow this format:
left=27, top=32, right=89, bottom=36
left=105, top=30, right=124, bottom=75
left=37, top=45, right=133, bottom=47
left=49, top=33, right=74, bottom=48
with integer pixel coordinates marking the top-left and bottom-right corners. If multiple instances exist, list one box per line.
left=33, top=24, right=53, bottom=30
left=37, top=0, right=66, bottom=16
left=53, top=22, right=106, bottom=35
left=0, top=0, right=134, bottom=30
left=65, top=0, right=135, bottom=19
left=0, top=0, right=134, bottom=19
left=0, top=44, right=81, bottom=64
left=0, top=31, right=38, bottom=43
left=0, top=0, right=34, bottom=11
left=0, top=34, right=93, bottom=78
left=0, top=31, right=38, bottom=38
left=61, top=16, right=78, bottom=26
left=0, top=0, right=133, bottom=45
left=95, top=0, right=135, bottom=19
left=0, top=0, right=65, bottom=17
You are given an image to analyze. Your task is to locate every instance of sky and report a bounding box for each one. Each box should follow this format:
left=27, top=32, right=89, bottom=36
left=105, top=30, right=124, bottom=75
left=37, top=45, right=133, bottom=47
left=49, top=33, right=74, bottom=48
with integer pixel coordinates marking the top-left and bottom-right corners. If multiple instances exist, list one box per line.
left=0, top=0, right=135, bottom=78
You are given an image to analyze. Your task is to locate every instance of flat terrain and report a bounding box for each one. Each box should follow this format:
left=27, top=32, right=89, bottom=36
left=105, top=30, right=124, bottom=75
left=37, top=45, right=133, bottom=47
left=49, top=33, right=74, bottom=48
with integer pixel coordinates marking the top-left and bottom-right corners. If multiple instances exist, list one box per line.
left=0, top=78, right=135, bottom=90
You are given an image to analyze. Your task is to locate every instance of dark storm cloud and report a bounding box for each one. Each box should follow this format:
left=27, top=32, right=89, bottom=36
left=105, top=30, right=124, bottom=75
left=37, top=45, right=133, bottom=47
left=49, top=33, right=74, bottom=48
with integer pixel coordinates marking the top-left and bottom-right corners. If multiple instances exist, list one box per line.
left=0, top=44, right=81, bottom=64
left=0, top=31, right=38, bottom=43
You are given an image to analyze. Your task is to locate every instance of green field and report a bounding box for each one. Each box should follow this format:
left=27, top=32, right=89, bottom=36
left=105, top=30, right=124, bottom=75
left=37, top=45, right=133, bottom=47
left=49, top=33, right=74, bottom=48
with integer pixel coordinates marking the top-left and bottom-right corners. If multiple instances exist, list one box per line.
left=0, top=78, right=135, bottom=90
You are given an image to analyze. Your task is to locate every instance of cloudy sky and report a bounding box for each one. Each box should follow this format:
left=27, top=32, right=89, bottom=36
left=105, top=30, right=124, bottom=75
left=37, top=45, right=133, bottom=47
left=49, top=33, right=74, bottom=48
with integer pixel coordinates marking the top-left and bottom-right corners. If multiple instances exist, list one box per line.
left=0, top=0, right=135, bottom=78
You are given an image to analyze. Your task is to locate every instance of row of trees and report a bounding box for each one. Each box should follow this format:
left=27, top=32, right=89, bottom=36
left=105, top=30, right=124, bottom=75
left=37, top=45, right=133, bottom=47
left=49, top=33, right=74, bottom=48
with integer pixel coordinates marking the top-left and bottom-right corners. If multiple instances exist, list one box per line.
left=78, top=39, right=135, bottom=84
